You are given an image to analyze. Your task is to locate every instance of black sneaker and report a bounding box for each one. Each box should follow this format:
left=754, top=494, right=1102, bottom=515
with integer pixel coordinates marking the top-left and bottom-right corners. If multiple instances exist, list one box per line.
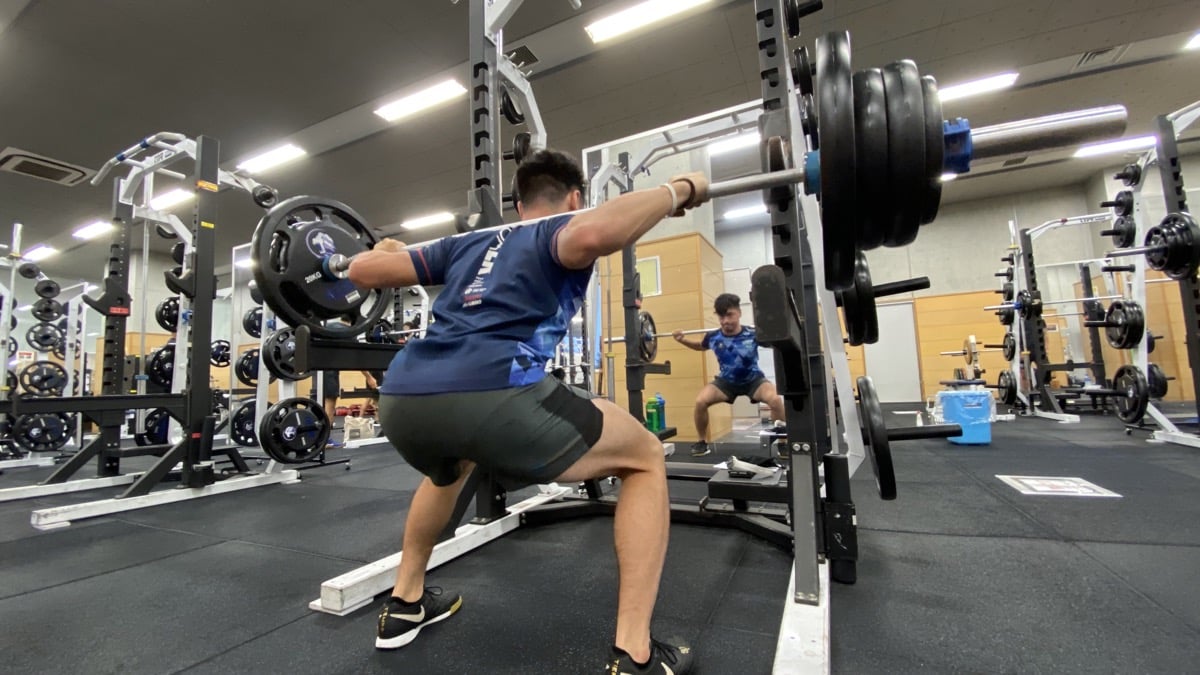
left=689, top=441, right=712, bottom=457
left=375, top=587, right=462, bottom=650
left=606, top=637, right=695, bottom=674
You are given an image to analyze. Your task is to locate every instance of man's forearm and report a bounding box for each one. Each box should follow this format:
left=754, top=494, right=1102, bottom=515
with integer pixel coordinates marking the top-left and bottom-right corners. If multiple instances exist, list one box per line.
left=347, top=250, right=418, bottom=289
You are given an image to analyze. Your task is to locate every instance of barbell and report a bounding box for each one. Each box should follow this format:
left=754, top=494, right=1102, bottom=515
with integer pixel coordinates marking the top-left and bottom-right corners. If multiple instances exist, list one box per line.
left=983, top=292, right=1121, bottom=320
left=1059, top=364, right=1150, bottom=425
left=1104, top=212, right=1200, bottom=280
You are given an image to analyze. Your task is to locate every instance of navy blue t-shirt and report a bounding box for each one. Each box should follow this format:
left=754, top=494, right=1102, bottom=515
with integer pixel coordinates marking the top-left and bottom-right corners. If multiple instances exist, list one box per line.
left=380, top=214, right=591, bottom=394
left=702, top=327, right=765, bottom=385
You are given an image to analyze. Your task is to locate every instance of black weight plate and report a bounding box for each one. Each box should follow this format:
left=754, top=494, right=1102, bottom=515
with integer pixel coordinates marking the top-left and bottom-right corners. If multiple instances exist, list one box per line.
left=248, top=280, right=263, bottom=305
left=250, top=196, right=393, bottom=339
left=1002, top=332, right=1017, bottom=361
left=19, top=360, right=67, bottom=396
left=230, top=400, right=259, bottom=447
left=840, top=252, right=878, bottom=346
left=637, top=311, right=658, bottom=363
left=155, top=297, right=180, bottom=332
left=784, top=0, right=801, bottom=38
left=17, top=262, right=40, bottom=279
left=852, top=68, right=889, bottom=251
left=1144, top=212, right=1200, bottom=280
left=262, top=328, right=310, bottom=381
left=366, top=317, right=393, bottom=344
left=31, top=298, right=63, bottom=322
left=1147, top=363, right=1169, bottom=399
left=171, top=241, right=186, bottom=264
left=1147, top=332, right=1156, bottom=355
left=800, top=94, right=819, bottom=149
left=1110, top=216, right=1136, bottom=249
left=815, top=31, right=857, bottom=290
left=511, top=132, right=532, bottom=164
left=500, top=87, right=525, bottom=125
left=253, top=185, right=279, bottom=209
left=235, top=349, right=260, bottom=387
left=13, top=412, right=73, bottom=453
left=211, top=340, right=231, bottom=367
left=25, top=322, right=63, bottom=352
left=997, top=370, right=1017, bottom=405
left=144, top=408, right=171, bottom=445
left=856, top=376, right=896, bottom=500
left=1112, top=364, right=1149, bottom=425
left=997, top=266, right=1013, bottom=282
left=1104, top=300, right=1144, bottom=350
left=258, top=397, right=331, bottom=464
left=879, top=60, right=925, bottom=247
left=918, top=75, right=944, bottom=224
left=243, top=307, right=263, bottom=338
left=793, top=46, right=814, bottom=97
left=148, top=345, right=175, bottom=388
left=998, top=306, right=1014, bottom=326
left=1001, top=282, right=1014, bottom=302
left=34, top=279, right=60, bottom=299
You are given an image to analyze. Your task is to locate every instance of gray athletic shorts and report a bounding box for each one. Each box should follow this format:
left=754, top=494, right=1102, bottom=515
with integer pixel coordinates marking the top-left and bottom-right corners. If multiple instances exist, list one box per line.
left=713, top=376, right=769, bottom=402
left=378, top=377, right=604, bottom=488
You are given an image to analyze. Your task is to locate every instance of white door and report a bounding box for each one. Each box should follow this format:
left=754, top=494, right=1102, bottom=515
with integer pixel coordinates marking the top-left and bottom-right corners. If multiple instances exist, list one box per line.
left=863, top=302, right=923, bottom=403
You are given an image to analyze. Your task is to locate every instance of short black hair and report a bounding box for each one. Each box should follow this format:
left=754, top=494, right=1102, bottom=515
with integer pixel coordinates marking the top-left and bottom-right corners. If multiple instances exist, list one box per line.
left=515, top=149, right=585, bottom=206
left=714, top=293, right=740, bottom=315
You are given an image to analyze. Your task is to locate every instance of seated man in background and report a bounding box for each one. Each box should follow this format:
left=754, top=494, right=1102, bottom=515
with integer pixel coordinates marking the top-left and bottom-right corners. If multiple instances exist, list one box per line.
left=673, top=293, right=785, bottom=457
left=348, top=148, right=708, bottom=673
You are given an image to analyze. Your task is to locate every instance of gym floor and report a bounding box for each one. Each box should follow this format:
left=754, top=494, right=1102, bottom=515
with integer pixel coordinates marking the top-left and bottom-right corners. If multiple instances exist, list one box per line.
left=1, top=410, right=1198, bottom=674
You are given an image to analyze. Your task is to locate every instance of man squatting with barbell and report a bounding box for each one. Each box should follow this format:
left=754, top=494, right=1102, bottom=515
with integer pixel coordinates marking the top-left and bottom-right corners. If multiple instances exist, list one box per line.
left=347, top=149, right=709, bottom=674
left=673, top=293, right=786, bottom=457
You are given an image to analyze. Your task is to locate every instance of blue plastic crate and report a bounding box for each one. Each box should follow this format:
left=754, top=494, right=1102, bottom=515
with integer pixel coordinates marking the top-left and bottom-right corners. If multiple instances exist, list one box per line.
left=937, top=390, right=992, bottom=445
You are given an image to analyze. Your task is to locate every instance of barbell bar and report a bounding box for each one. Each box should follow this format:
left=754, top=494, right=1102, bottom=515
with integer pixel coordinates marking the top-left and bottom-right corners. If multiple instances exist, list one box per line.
left=609, top=326, right=755, bottom=343
left=1103, top=212, right=1200, bottom=280
left=982, top=294, right=1120, bottom=312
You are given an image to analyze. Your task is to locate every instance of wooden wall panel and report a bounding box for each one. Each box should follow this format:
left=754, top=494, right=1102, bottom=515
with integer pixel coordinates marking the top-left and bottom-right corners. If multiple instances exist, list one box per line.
left=913, top=291, right=1013, bottom=401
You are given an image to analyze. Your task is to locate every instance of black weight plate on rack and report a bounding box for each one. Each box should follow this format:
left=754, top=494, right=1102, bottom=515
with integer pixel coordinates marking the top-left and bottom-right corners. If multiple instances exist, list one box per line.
left=852, top=68, right=889, bottom=251
left=1144, top=212, right=1200, bottom=280
left=31, top=298, right=63, bottom=322
left=235, top=349, right=260, bottom=387
left=13, top=412, right=73, bottom=453
left=243, top=307, right=263, bottom=338
left=210, top=340, right=232, bottom=367
left=1147, top=363, right=1169, bottom=399
left=918, top=75, right=944, bottom=224
left=856, top=376, right=897, bottom=500
left=148, top=345, right=175, bottom=388
left=155, top=297, right=180, bottom=332
left=839, top=251, right=878, bottom=346
left=230, top=400, right=259, bottom=447
left=815, top=31, right=858, bottom=290
left=34, top=279, right=60, bottom=299
left=1112, top=364, right=1149, bottom=425
left=1103, top=300, right=1145, bottom=350
left=1002, top=332, right=1017, bottom=361
left=998, top=306, right=1015, bottom=326
left=500, top=87, right=525, bottom=125
left=793, top=45, right=814, bottom=97
left=19, top=360, right=67, bottom=396
left=25, top=322, right=63, bottom=352
left=511, top=132, right=532, bottom=164
left=262, top=327, right=309, bottom=381
left=258, top=397, right=331, bottom=464
left=1110, top=216, right=1136, bottom=249
left=637, top=311, right=658, bottom=363
left=144, top=408, right=171, bottom=445
left=1001, top=282, right=1014, bottom=302
left=997, top=370, right=1017, bottom=405
left=879, top=60, right=925, bottom=247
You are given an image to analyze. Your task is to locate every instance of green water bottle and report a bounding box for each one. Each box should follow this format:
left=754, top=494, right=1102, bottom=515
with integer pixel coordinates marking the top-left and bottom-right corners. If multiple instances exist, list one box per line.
left=645, top=401, right=660, bottom=432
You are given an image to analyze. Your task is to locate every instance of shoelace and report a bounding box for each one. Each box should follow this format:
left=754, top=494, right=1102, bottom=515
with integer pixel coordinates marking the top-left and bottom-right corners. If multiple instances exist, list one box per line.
left=649, top=638, right=679, bottom=666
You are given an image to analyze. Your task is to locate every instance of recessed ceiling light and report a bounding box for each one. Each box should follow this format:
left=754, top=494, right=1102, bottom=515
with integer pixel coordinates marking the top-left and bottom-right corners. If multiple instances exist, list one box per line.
left=401, top=212, right=456, bottom=230
left=708, top=133, right=760, bottom=156
left=374, top=80, right=468, bottom=122
left=585, top=0, right=713, bottom=43
left=150, top=189, right=194, bottom=210
left=1073, top=135, right=1157, bottom=158
left=724, top=205, right=767, bottom=220
left=236, top=143, right=307, bottom=174
left=938, top=72, right=1019, bottom=103
left=73, top=220, right=113, bottom=240
left=24, top=245, right=57, bottom=262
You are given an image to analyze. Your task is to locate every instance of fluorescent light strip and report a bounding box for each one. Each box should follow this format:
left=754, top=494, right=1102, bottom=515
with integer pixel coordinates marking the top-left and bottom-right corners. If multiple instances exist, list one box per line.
left=1073, top=135, right=1157, bottom=158
left=708, top=132, right=760, bottom=156
left=724, top=205, right=767, bottom=220
left=938, top=72, right=1019, bottom=103
left=235, top=259, right=254, bottom=269
left=236, top=143, right=307, bottom=174
left=17, top=304, right=31, bottom=311
left=374, top=80, right=468, bottom=122
left=73, top=220, right=113, bottom=240
left=1187, top=31, right=1200, bottom=50
left=585, top=0, right=713, bottom=43
left=24, top=245, right=57, bottom=262
left=150, top=188, right=194, bottom=210
left=940, top=173, right=959, bottom=182
left=401, top=212, right=456, bottom=230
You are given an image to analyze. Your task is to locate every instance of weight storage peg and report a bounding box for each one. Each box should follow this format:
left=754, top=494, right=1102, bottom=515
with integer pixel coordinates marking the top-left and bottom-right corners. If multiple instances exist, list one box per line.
left=1101, top=216, right=1136, bottom=249
left=1101, top=191, right=1133, bottom=217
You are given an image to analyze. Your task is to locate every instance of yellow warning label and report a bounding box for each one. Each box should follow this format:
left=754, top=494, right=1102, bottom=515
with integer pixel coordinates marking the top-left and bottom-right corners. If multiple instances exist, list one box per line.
left=201, top=221, right=216, bottom=229
left=197, top=180, right=219, bottom=192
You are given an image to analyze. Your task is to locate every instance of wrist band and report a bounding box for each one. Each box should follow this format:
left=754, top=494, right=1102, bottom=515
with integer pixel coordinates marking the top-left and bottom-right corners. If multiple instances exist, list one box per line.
left=675, top=177, right=699, bottom=208
left=661, top=183, right=680, bottom=214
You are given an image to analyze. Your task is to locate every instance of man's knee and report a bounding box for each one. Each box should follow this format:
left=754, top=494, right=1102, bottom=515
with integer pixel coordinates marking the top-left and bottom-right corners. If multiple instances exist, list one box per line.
left=616, top=431, right=666, bottom=479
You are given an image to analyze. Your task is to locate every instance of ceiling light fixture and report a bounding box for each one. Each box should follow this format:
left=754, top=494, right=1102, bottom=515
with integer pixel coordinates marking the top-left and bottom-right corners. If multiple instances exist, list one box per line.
left=938, top=72, right=1019, bottom=103
left=374, top=80, right=468, bottom=122
left=1073, top=135, right=1157, bottom=158
left=73, top=220, right=113, bottom=240
left=940, top=173, right=959, bottom=182
left=17, top=304, right=31, bottom=311
left=236, top=143, right=307, bottom=174
left=85, top=283, right=99, bottom=292
left=585, top=0, right=713, bottom=43
left=24, top=245, right=57, bottom=262
left=723, top=205, right=767, bottom=220
left=708, top=132, right=760, bottom=156
left=235, top=259, right=254, bottom=269
left=149, top=188, right=194, bottom=210
left=1186, top=31, right=1200, bottom=50
left=401, top=212, right=457, bottom=230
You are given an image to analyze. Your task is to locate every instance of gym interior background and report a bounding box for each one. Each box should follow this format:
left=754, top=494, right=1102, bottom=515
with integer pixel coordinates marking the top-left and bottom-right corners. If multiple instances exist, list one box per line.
left=0, top=1, right=1199, bottom=673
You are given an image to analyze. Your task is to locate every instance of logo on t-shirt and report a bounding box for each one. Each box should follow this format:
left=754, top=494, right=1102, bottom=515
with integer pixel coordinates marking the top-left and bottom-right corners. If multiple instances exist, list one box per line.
left=463, top=226, right=514, bottom=308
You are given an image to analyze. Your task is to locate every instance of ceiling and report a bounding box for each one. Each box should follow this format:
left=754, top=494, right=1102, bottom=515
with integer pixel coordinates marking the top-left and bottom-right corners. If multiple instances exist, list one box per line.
left=0, top=0, right=1197, bottom=283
